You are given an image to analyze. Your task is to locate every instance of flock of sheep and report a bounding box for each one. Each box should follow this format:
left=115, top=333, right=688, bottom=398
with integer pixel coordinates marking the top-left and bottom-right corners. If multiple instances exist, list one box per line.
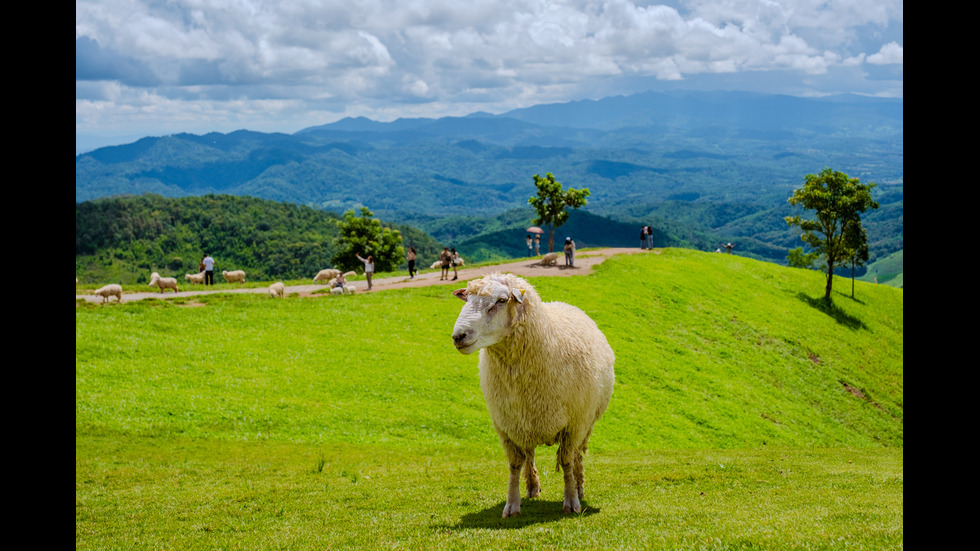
left=86, top=266, right=364, bottom=303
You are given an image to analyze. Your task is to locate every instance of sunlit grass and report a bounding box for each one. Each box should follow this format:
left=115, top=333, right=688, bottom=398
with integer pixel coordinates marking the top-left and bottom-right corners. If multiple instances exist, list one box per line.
left=76, top=248, right=902, bottom=549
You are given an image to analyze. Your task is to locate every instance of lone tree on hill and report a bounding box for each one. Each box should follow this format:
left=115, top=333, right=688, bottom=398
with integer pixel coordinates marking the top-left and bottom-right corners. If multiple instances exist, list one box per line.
left=528, top=173, right=590, bottom=253
left=332, top=207, right=404, bottom=273
left=785, top=168, right=878, bottom=300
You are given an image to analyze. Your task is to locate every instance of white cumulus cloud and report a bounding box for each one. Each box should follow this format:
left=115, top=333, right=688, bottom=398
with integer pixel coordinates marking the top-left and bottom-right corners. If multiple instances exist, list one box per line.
left=76, top=0, right=904, bottom=147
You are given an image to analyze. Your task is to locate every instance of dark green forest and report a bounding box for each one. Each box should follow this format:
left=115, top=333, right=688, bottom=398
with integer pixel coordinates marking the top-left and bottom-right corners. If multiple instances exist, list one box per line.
left=75, top=194, right=442, bottom=284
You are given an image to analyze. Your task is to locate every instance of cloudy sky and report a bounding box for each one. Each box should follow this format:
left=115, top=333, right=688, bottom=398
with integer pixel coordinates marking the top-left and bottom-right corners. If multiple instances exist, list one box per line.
left=76, top=0, right=903, bottom=153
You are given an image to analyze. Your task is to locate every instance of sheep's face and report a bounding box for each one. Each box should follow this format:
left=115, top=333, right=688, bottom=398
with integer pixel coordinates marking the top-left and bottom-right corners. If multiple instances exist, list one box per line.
left=451, top=277, right=527, bottom=355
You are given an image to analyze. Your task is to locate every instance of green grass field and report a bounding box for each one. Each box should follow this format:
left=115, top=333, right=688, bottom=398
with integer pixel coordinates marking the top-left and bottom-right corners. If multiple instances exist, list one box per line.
left=76, top=249, right=903, bottom=549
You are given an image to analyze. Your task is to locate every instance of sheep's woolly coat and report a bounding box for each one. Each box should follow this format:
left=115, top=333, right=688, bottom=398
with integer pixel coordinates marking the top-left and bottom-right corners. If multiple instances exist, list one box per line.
left=93, top=284, right=123, bottom=303
left=313, top=269, right=341, bottom=284
left=539, top=252, right=559, bottom=266
left=222, top=270, right=246, bottom=283
left=269, top=281, right=285, bottom=298
left=452, top=272, right=614, bottom=516
left=149, top=272, right=179, bottom=293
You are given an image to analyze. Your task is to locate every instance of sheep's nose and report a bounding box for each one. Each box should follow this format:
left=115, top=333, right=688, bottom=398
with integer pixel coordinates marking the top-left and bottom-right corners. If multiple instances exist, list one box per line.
left=452, top=332, right=467, bottom=344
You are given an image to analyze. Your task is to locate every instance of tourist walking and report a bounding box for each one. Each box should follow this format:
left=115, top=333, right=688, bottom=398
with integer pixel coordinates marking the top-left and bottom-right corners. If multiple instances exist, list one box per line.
left=407, top=247, right=417, bottom=279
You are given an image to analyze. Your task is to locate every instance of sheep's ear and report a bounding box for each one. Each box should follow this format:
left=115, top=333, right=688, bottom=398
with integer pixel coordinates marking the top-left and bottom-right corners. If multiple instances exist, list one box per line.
left=452, top=289, right=468, bottom=301
left=511, top=288, right=525, bottom=304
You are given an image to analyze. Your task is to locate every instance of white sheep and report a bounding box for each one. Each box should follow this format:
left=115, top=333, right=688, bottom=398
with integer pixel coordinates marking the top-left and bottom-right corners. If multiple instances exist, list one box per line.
left=451, top=273, right=615, bottom=518
left=92, top=284, right=123, bottom=303
left=329, top=282, right=358, bottom=295
left=314, top=268, right=342, bottom=284
left=539, top=252, right=559, bottom=266
left=222, top=270, right=246, bottom=283
left=269, top=281, right=285, bottom=298
left=184, top=271, right=206, bottom=284
left=430, top=258, right=465, bottom=269
left=148, top=272, right=179, bottom=294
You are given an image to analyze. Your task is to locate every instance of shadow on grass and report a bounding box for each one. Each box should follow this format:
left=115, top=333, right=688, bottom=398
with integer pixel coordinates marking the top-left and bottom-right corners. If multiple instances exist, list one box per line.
left=796, top=293, right=867, bottom=330
left=441, top=499, right=601, bottom=530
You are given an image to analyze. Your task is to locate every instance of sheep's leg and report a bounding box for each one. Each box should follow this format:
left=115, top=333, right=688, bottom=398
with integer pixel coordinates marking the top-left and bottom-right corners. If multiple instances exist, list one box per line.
left=523, top=449, right=541, bottom=499
left=575, top=428, right=594, bottom=500
left=500, top=439, right=526, bottom=518
left=560, top=460, right=581, bottom=514
left=573, top=449, right=585, bottom=500
left=557, top=430, right=584, bottom=513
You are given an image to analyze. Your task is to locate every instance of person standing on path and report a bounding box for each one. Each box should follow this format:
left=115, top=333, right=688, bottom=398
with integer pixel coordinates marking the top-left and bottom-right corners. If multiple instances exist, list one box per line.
left=356, top=252, right=375, bottom=290
left=440, top=247, right=452, bottom=280
left=533, top=234, right=541, bottom=256
left=202, top=253, right=215, bottom=285
left=450, top=248, right=460, bottom=281
left=407, top=247, right=417, bottom=279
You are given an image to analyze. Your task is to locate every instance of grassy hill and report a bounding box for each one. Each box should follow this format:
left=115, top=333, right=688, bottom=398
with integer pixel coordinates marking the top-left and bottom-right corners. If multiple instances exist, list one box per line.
left=75, top=249, right=903, bottom=548
left=858, top=249, right=904, bottom=288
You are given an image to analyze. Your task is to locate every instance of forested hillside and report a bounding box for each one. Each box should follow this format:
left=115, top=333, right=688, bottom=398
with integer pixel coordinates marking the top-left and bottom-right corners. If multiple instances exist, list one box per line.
left=75, top=91, right=903, bottom=269
left=75, top=194, right=442, bottom=284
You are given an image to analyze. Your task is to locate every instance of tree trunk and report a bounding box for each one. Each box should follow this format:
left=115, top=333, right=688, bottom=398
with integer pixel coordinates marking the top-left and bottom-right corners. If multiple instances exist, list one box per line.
left=548, top=226, right=555, bottom=253
left=851, top=263, right=855, bottom=299
left=824, top=260, right=834, bottom=300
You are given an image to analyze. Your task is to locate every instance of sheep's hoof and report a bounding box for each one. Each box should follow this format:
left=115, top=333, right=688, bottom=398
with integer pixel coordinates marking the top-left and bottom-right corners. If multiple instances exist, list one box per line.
left=563, top=498, right=582, bottom=514
left=502, top=503, right=521, bottom=518
left=526, top=488, right=541, bottom=499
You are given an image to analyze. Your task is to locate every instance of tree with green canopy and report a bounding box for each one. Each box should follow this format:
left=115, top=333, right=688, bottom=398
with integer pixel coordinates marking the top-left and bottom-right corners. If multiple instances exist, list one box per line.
left=786, top=247, right=820, bottom=270
left=528, top=173, right=590, bottom=252
left=785, top=168, right=878, bottom=300
left=332, top=207, right=404, bottom=273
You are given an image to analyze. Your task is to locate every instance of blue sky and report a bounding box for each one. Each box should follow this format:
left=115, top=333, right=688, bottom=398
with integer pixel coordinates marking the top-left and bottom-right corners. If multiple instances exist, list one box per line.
left=76, top=0, right=903, bottom=154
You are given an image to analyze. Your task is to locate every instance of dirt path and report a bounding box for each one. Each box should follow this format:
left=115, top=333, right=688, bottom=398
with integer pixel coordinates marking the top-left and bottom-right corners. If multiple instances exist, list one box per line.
left=76, top=248, right=657, bottom=303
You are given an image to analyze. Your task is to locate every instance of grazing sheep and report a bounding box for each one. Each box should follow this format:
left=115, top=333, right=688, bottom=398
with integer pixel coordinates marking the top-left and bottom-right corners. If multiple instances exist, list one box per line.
left=430, top=258, right=466, bottom=269
left=92, top=284, right=123, bottom=303
left=269, top=281, right=285, bottom=298
left=184, top=271, right=206, bottom=284
left=148, top=272, right=179, bottom=294
left=327, top=271, right=357, bottom=287
left=222, top=270, right=246, bottom=283
left=451, top=273, right=615, bottom=518
left=314, top=268, right=342, bottom=284
left=539, top=252, right=559, bottom=266
left=329, top=283, right=358, bottom=295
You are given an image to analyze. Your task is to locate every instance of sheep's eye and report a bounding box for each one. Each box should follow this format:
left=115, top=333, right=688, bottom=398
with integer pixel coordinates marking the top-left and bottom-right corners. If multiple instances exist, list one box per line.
left=497, top=298, right=508, bottom=304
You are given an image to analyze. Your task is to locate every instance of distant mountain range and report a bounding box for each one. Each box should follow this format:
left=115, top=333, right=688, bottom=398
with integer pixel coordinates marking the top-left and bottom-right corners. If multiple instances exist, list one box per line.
left=75, top=90, right=903, bottom=264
